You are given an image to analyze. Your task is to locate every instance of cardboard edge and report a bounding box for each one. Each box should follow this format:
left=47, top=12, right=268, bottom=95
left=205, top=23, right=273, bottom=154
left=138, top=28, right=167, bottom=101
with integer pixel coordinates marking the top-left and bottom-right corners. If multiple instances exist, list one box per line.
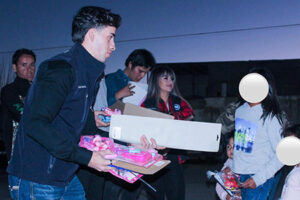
left=113, top=160, right=171, bottom=175
left=110, top=100, right=173, bottom=119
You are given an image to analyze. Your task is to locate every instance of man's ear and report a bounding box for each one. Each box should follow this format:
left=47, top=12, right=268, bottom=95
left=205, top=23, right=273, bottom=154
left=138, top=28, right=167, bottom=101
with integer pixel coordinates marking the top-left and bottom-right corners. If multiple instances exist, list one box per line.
left=12, top=64, right=17, bottom=72
left=128, top=61, right=132, bottom=70
left=85, top=28, right=97, bottom=42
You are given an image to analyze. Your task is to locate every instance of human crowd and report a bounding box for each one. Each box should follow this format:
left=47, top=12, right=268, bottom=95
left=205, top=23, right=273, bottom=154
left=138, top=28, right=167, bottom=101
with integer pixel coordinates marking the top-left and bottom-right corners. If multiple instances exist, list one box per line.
left=0, top=5, right=299, bottom=200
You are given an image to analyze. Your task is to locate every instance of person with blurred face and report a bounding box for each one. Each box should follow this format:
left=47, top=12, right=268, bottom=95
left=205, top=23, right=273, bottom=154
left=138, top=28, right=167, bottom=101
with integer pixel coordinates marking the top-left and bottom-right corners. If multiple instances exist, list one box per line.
left=105, top=49, right=156, bottom=106
left=1, top=48, right=36, bottom=162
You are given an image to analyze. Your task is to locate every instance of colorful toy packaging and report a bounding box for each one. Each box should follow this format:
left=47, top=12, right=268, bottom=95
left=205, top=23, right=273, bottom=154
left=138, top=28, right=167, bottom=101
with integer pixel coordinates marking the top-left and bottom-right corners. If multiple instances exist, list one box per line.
left=98, top=107, right=122, bottom=123
left=79, top=135, right=163, bottom=183
left=207, top=170, right=242, bottom=200
left=221, top=171, right=240, bottom=192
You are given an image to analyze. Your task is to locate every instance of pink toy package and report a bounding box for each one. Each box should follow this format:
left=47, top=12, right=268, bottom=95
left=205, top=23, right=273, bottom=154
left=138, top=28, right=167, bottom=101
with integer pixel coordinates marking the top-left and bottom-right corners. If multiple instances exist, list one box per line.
left=79, top=135, right=114, bottom=152
left=79, top=135, right=162, bottom=183
left=113, top=143, right=163, bottom=168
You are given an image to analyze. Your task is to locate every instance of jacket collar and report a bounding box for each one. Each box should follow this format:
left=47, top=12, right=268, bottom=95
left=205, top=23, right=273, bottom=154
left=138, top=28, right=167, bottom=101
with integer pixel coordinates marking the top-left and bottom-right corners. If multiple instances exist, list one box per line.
left=71, top=43, right=105, bottom=83
left=116, top=69, right=131, bottom=82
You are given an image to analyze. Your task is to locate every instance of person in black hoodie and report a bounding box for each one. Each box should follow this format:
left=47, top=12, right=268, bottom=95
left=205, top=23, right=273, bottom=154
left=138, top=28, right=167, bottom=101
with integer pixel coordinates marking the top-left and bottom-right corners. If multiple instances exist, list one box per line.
left=0, top=48, right=36, bottom=161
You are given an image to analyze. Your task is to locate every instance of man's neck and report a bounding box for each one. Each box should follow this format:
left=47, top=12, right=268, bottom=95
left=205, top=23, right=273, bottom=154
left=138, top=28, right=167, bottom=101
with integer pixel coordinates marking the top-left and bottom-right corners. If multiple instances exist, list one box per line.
left=123, top=67, right=130, bottom=78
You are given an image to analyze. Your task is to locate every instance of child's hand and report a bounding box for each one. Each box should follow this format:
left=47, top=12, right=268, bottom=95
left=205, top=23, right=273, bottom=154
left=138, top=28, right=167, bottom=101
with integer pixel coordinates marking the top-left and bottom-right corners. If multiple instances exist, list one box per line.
left=241, top=177, right=257, bottom=189
left=226, top=194, right=231, bottom=200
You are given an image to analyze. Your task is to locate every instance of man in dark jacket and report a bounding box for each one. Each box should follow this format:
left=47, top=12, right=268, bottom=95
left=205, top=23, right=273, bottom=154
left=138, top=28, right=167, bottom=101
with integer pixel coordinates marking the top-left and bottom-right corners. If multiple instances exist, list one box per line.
left=1, top=48, right=36, bottom=161
left=7, top=6, right=121, bottom=200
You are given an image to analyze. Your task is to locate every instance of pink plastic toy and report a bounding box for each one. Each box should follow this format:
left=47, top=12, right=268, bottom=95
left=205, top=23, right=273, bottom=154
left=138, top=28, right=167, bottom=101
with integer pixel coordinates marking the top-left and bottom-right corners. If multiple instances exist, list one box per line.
left=79, top=135, right=162, bottom=183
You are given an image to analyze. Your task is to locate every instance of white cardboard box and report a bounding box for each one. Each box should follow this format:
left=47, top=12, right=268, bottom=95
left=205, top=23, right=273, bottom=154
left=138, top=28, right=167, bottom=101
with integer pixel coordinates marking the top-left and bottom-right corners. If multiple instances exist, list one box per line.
left=109, top=102, right=221, bottom=152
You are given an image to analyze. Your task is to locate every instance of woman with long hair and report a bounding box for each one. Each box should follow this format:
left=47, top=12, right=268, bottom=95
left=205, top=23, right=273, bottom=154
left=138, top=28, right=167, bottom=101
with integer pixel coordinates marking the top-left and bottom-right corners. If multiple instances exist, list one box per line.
left=232, top=67, right=285, bottom=200
left=141, top=66, right=194, bottom=200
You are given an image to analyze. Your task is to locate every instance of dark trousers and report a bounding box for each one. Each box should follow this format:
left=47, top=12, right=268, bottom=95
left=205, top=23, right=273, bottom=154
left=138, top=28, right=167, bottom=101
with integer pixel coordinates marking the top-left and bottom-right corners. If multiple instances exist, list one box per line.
left=102, top=173, right=141, bottom=200
left=145, top=154, right=185, bottom=200
left=77, top=166, right=105, bottom=200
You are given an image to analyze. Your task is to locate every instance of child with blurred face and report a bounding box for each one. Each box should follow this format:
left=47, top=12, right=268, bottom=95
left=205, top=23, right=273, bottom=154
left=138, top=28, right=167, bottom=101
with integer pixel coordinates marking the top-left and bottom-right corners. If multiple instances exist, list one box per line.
left=280, top=124, right=300, bottom=200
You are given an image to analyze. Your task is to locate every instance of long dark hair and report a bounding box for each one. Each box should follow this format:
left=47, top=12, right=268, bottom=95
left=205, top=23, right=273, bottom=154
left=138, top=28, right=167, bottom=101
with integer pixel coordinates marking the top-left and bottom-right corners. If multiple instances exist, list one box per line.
left=146, top=66, right=182, bottom=106
left=282, top=124, right=300, bottom=138
left=240, top=67, right=283, bottom=125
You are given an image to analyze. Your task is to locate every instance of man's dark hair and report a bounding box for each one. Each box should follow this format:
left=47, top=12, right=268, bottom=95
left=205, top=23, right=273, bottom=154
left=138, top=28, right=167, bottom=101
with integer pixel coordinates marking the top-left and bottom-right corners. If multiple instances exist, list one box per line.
left=125, top=49, right=156, bottom=70
left=12, top=48, right=36, bottom=65
left=72, top=6, right=121, bottom=43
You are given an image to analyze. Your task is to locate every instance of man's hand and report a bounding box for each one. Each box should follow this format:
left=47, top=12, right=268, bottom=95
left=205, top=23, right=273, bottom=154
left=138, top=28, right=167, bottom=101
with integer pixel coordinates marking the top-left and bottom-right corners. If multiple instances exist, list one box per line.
left=94, top=110, right=110, bottom=127
left=88, top=150, right=115, bottom=172
left=115, top=83, right=135, bottom=100
left=241, top=177, right=257, bottom=189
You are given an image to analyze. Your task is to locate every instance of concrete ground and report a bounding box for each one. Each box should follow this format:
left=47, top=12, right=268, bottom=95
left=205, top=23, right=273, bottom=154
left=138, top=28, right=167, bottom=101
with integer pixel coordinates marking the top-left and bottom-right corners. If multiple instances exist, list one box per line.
left=0, top=156, right=289, bottom=200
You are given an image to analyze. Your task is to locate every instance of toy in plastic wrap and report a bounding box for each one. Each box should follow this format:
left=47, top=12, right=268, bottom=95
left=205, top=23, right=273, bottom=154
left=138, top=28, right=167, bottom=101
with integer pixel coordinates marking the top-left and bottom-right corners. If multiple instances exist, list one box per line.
left=109, top=165, right=143, bottom=183
left=98, top=107, right=121, bottom=123
left=79, top=135, right=162, bottom=184
left=222, top=171, right=240, bottom=191
left=207, top=170, right=242, bottom=200
left=113, top=143, right=163, bottom=168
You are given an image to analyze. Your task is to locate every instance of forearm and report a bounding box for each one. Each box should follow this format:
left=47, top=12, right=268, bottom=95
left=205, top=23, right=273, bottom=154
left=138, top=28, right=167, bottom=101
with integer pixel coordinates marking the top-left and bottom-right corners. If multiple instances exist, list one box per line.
left=252, top=154, right=283, bottom=186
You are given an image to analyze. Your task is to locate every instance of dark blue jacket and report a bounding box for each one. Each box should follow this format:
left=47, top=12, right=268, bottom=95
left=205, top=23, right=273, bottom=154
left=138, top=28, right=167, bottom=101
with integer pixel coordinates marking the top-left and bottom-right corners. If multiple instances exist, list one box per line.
left=105, top=69, right=130, bottom=106
left=7, top=44, right=104, bottom=187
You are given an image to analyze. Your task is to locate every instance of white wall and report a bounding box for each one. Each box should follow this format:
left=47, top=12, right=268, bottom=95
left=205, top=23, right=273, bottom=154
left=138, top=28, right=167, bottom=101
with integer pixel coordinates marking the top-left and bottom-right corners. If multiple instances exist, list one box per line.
left=1, top=0, right=300, bottom=74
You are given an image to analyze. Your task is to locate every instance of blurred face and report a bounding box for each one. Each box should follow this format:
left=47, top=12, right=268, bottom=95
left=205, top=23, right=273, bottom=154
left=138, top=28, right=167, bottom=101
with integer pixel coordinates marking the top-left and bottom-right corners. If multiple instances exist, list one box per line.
left=13, top=54, right=36, bottom=81
left=158, top=73, right=174, bottom=94
left=226, top=137, right=234, bottom=159
left=90, top=26, right=116, bottom=63
left=128, top=66, right=150, bottom=82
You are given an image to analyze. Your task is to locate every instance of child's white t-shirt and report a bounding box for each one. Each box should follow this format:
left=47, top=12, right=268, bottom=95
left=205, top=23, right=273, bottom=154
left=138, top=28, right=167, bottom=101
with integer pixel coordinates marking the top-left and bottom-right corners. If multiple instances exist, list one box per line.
left=280, top=166, right=300, bottom=200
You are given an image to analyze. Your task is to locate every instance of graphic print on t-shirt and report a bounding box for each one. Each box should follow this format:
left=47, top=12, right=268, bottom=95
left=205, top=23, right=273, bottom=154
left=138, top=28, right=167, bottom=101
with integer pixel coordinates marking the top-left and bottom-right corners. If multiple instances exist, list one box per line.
left=234, top=118, right=258, bottom=153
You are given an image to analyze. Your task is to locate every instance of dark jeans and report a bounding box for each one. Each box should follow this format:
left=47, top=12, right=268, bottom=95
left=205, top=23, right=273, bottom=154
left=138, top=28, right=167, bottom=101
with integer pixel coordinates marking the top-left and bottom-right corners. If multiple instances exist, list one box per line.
left=77, top=166, right=105, bottom=200
left=8, top=175, right=85, bottom=200
left=145, top=154, right=185, bottom=200
left=240, top=174, right=274, bottom=200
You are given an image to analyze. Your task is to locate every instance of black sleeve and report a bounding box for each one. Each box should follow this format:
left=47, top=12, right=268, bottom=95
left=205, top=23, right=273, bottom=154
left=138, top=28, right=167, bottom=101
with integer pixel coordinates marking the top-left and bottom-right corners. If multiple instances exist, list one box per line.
left=26, top=61, right=92, bottom=166
left=1, top=85, right=23, bottom=122
left=82, top=109, right=109, bottom=137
